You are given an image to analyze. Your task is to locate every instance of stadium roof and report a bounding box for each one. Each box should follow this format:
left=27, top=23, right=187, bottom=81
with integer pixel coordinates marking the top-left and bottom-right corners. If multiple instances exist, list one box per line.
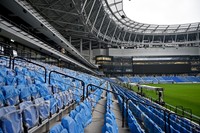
left=105, top=0, right=200, bottom=33
left=2, top=0, right=199, bottom=49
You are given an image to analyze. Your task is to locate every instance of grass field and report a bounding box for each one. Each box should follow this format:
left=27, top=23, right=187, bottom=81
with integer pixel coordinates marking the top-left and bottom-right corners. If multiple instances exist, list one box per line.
left=131, top=83, right=200, bottom=117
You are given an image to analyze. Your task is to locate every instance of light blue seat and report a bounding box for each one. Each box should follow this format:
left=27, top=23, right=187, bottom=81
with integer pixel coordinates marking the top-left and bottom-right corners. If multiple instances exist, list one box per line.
left=34, top=97, right=50, bottom=121
left=36, top=83, right=52, bottom=97
left=79, top=103, right=92, bottom=127
left=1, top=85, right=19, bottom=106
left=16, top=74, right=27, bottom=85
left=74, top=113, right=84, bottom=133
left=45, top=97, right=58, bottom=115
left=49, top=123, right=64, bottom=133
left=60, top=92, right=68, bottom=106
left=5, top=70, right=17, bottom=86
left=19, top=101, right=39, bottom=129
left=17, top=85, right=31, bottom=102
left=60, top=129, right=68, bottom=133
left=54, top=93, right=63, bottom=110
left=0, top=106, right=16, bottom=117
left=0, top=90, right=4, bottom=107
left=0, top=76, right=5, bottom=87
left=69, top=110, right=77, bottom=119
left=61, top=116, right=78, bottom=133
left=73, top=89, right=81, bottom=103
left=103, top=123, right=117, bottom=133
left=30, top=84, right=40, bottom=99
left=0, top=110, right=23, bottom=133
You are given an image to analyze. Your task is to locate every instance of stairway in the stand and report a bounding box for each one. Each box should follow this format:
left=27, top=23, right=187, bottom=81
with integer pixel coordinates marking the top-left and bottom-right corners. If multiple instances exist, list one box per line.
left=111, top=94, right=130, bottom=133
left=85, top=91, right=106, bottom=133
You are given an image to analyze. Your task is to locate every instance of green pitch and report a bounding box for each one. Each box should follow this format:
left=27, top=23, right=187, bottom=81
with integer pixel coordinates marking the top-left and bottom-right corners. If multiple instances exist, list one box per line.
left=132, top=83, right=200, bottom=117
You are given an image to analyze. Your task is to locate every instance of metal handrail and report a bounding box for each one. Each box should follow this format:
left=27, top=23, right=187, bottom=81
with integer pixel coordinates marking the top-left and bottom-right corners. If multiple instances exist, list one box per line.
left=49, top=70, right=85, bottom=99
left=12, top=56, right=47, bottom=83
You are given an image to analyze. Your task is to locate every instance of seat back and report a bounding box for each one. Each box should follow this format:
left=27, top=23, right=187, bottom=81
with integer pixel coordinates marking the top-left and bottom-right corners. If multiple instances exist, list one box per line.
left=0, top=110, right=23, bottom=133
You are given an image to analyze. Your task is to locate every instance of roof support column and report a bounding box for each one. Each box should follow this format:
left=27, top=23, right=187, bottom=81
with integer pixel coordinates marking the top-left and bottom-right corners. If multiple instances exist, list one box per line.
left=97, top=14, right=106, bottom=37
left=91, top=3, right=102, bottom=32
left=80, top=38, right=83, bottom=54
left=81, top=0, right=88, bottom=13
left=103, top=19, right=111, bottom=41
left=89, top=40, right=92, bottom=62
left=111, top=25, right=118, bottom=43
left=86, top=0, right=97, bottom=24
left=134, top=34, right=138, bottom=44
left=69, top=36, right=72, bottom=43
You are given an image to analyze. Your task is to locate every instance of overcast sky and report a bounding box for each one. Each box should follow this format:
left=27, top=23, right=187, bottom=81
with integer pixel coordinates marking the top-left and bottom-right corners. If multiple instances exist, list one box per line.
left=123, top=0, right=200, bottom=25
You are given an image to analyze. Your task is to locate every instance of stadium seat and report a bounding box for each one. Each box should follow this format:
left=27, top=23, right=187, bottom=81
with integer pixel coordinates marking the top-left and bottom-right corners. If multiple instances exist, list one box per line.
left=61, top=116, right=78, bottom=133
left=0, top=90, right=4, bottom=107
left=0, top=106, right=23, bottom=133
left=34, top=97, right=50, bottom=121
left=49, top=123, right=66, bottom=133
left=19, top=101, right=39, bottom=129
left=1, top=85, right=19, bottom=106
left=0, top=110, right=23, bottom=133
left=17, top=85, right=31, bottom=102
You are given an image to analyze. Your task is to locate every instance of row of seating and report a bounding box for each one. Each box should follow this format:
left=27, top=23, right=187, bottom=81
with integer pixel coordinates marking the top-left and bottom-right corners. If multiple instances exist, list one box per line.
left=112, top=84, right=200, bottom=133
left=50, top=87, right=103, bottom=133
left=0, top=56, right=105, bottom=133
left=102, top=85, right=118, bottom=133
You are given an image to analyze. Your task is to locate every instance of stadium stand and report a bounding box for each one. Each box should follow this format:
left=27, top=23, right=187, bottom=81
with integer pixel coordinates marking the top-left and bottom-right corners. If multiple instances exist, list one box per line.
left=0, top=56, right=199, bottom=133
left=120, top=76, right=200, bottom=83
left=0, top=0, right=199, bottom=132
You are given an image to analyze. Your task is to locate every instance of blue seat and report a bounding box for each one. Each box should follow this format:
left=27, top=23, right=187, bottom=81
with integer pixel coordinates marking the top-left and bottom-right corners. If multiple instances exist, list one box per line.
left=30, top=84, right=40, bottom=99
left=128, top=110, right=144, bottom=133
left=0, top=76, right=5, bottom=87
left=0, top=90, right=4, bottom=107
left=36, top=84, right=52, bottom=97
left=0, top=128, right=3, bottom=133
left=16, top=75, right=27, bottom=85
left=49, top=123, right=64, bottom=133
left=60, top=92, right=68, bottom=106
left=34, top=98, right=50, bottom=121
left=0, top=106, right=16, bottom=118
left=79, top=103, right=92, bottom=127
left=17, top=85, right=31, bottom=102
left=5, top=70, right=17, bottom=86
left=19, top=101, right=39, bottom=129
left=54, top=93, right=63, bottom=110
left=61, top=116, right=78, bottom=133
left=60, top=129, right=68, bottom=133
left=102, top=123, right=117, bottom=133
left=1, top=85, right=19, bottom=106
left=45, top=97, right=58, bottom=115
left=74, top=113, right=84, bottom=133
left=0, top=110, right=23, bottom=133
left=69, top=110, right=77, bottom=119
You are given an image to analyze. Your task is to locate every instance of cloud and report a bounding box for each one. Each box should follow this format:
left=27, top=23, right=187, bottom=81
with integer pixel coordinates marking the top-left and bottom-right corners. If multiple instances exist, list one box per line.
left=123, top=0, right=200, bottom=25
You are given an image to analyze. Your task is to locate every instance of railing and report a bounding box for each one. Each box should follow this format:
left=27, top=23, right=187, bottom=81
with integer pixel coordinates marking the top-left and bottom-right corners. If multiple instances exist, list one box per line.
left=12, top=56, right=47, bottom=83
left=126, top=98, right=168, bottom=132
left=165, top=103, right=200, bottom=125
left=113, top=83, right=200, bottom=132
left=49, top=70, right=85, bottom=99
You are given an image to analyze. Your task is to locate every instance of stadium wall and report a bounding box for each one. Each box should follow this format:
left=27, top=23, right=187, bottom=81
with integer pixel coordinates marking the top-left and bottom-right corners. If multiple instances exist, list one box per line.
left=108, top=47, right=200, bottom=57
